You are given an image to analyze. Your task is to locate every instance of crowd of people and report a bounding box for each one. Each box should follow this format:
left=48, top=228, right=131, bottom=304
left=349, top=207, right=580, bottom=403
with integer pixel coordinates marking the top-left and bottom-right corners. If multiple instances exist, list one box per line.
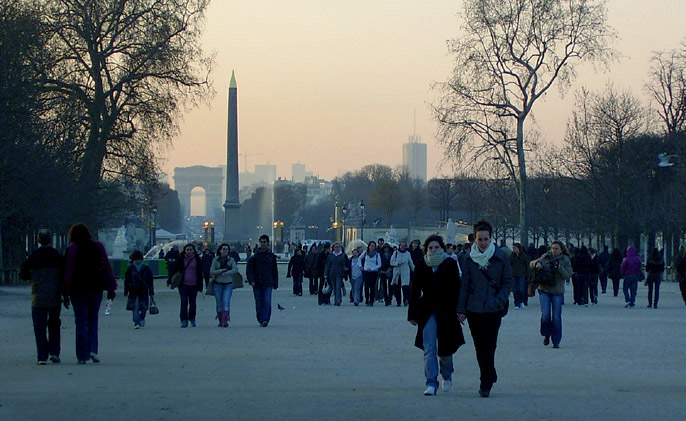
left=19, top=221, right=686, bottom=398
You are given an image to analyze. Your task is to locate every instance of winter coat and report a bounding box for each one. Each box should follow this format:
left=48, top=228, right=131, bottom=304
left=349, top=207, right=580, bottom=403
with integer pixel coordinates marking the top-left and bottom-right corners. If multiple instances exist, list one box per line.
left=607, top=253, right=622, bottom=280
left=210, top=256, right=238, bottom=284
left=287, top=254, right=305, bottom=278
left=360, top=251, right=381, bottom=272
left=124, top=264, right=154, bottom=310
left=408, top=257, right=465, bottom=356
left=315, top=251, right=329, bottom=278
left=390, top=249, right=415, bottom=286
left=509, top=251, right=530, bottom=279
left=64, top=240, right=117, bottom=298
left=409, top=248, right=423, bottom=265
left=201, top=253, right=214, bottom=277
left=620, top=246, right=642, bottom=277
left=531, top=252, right=572, bottom=295
left=645, top=256, right=665, bottom=274
left=20, top=246, right=64, bottom=308
left=304, top=251, right=318, bottom=278
left=246, top=248, right=279, bottom=289
left=457, top=246, right=513, bottom=315
left=324, top=252, right=349, bottom=282
left=170, top=253, right=204, bottom=291
left=572, top=252, right=593, bottom=274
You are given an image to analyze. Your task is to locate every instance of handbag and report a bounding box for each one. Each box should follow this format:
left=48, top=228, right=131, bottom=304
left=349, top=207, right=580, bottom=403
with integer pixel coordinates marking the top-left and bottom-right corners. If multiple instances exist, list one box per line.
left=206, top=279, right=215, bottom=296
left=232, top=272, right=244, bottom=289
left=169, top=271, right=182, bottom=289
left=527, top=283, right=537, bottom=297
left=149, top=296, right=159, bottom=315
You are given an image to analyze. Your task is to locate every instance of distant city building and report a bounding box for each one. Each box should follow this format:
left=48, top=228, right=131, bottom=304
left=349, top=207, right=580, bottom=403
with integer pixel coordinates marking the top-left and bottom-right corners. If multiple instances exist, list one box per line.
left=403, top=134, right=427, bottom=181
left=292, top=162, right=313, bottom=183
left=303, top=176, right=332, bottom=205
left=254, top=164, right=277, bottom=185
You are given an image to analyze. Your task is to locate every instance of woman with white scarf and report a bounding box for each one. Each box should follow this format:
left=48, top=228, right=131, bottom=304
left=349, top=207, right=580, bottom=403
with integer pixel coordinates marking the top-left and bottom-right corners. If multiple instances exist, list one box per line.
left=457, top=220, right=513, bottom=398
left=408, top=235, right=464, bottom=396
left=390, top=240, right=415, bottom=306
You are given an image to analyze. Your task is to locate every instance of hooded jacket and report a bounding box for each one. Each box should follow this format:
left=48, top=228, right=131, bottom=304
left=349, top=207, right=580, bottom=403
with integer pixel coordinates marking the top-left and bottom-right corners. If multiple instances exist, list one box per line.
left=620, top=246, right=642, bottom=277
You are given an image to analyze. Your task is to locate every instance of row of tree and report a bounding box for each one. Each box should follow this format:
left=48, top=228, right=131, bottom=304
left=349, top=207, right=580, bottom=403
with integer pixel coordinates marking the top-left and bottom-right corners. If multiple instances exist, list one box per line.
left=1, top=0, right=211, bottom=276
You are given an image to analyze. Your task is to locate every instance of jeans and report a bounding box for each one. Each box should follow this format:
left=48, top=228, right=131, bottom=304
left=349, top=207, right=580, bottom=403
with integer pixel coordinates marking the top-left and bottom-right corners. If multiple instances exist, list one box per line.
left=333, top=277, right=344, bottom=305
left=214, top=283, right=234, bottom=312
left=512, top=275, right=527, bottom=307
left=589, top=274, right=599, bottom=304
left=610, top=277, right=621, bottom=296
left=646, top=273, right=661, bottom=307
left=178, top=285, right=198, bottom=322
left=422, top=314, right=454, bottom=388
left=132, top=296, right=147, bottom=326
left=623, top=274, right=638, bottom=306
left=362, top=271, right=377, bottom=305
left=539, top=291, right=563, bottom=346
left=351, top=276, right=363, bottom=304
left=32, top=306, right=61, bottom=361
left=466, top=312, right=502, bottom=389
left=71, top=293, right=102, bottom=361
left=253, top=287, right=273, bottom=324
left=578, top=273, right=590, bottom=305
left=381, top=274, right=392, bottom=305
left=292, top=273, right=303, bottom=295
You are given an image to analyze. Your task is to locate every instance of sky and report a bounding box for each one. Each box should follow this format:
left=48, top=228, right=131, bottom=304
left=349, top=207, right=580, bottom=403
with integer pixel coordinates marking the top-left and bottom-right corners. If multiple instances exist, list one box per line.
left=165, top=0, right=686, bottom=188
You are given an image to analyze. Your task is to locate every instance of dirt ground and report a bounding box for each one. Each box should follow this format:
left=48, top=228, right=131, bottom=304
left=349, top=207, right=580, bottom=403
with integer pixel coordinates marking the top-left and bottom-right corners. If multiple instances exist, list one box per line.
left=1, top=266, right=685, bottom=421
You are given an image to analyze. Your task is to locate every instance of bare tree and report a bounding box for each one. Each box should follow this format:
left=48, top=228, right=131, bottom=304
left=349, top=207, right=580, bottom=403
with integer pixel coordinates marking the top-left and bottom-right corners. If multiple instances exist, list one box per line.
left=41, top=0, right=214, bottom=222
left=433, top=0, right=616, bottom=245
left=645, top=44, right=686, bottom=136
left=428, top=178, right=459, bottom=222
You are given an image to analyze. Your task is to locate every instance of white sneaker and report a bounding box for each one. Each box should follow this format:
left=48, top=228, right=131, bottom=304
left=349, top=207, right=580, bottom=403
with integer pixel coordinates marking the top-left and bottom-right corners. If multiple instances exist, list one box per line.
left=424, top=385, right=437, bottom=396
left=442, top=378, right=452, bottom=392
left=520, top=303, right=526, bottom=308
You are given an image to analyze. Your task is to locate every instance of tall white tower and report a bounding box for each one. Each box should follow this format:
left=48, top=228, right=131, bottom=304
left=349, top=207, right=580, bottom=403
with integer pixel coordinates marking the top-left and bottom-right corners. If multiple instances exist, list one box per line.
left=402, top=112, right=427, bottom=181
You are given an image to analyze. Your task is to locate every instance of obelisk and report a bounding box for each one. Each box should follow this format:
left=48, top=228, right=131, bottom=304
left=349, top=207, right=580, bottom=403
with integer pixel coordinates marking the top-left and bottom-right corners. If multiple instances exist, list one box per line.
left=223, top=70, right=241, bottom=241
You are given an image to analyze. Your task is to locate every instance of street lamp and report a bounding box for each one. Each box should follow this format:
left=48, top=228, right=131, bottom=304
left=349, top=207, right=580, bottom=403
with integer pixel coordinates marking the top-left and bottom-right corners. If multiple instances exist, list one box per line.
left=359, top=200, right=366, bottom=242
left=341, top=205, right=347, bottom=249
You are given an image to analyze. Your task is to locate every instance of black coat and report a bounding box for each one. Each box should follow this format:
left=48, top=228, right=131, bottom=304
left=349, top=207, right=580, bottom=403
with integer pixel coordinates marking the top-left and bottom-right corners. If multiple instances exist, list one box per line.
left=408, top=258, right=465, bottom=356
left=246, top=249, right=279, bottom=289
left=287, top=254, right=305, bottom=277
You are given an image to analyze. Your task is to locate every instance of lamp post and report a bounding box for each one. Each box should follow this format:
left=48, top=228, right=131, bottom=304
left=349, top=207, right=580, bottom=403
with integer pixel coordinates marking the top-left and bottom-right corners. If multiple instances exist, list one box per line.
left=359, top=200, right=366, bottom=242
left=341, top=205, right=347, bottom=250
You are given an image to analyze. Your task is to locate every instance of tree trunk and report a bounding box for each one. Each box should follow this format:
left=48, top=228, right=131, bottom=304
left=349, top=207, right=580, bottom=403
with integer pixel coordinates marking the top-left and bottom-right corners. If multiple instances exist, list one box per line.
left=517, top=118, right=528, bottom=246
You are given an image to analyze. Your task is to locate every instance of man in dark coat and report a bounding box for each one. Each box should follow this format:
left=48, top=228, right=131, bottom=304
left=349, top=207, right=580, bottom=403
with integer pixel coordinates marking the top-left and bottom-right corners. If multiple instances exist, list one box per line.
left=246, top=235, right=278, bottom=327
left=20, top=229, right=65, bottom=364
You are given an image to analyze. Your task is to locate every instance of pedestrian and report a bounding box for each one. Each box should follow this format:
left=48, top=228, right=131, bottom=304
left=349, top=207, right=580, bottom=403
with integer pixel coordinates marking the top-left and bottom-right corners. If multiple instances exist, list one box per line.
left=390, top=240, right=415, bottom=306
left=607, top=248, right=623, bottom=296
left=676, top=246, right=686, bottom=306
left=246, top=234, right=279, bottom=327
left=316, top=243, right=332, bottom=304
left=324, top=242, right=349, bottom=306
left=408, top=234, right=464, bottom=396
left=304, top=244, right=319, bottom=295
left=572, top=246, right=592, bottom=306
left=20, top=229, right=65, bottom=365
left=380, top=244, right=394, bottom=306
left=164, top=245, right=179, bottom=275
left=210, top=243, right=238, bottom=327
left=349, top=249, right=364, bottom=306
left=201, top=248, right=214, bottom=287
left=509, top=243, right=530, bottom=309
left=457, top=220, right=512, bottom=398
left=124, top=250, right=154, bottom=329
left=530, top=241, right=572, bottom=349
left=620, top=245, right=642, bottom=308
left=64, top=223, right=117, bottom=364
left=598, top=245, right=610, bottom=293
left=287, top=248, right=305, bottom=296
left=360, top=241, right=381, bottom=306
left=168, top=243, right=203, bottom=327
left=645, top=248, right=664, bottom=308
left=588, top=248, right=600, bottom=304
left=229, top=246, right=241, bottom=263
left=158, top=249, right=165, bottom=259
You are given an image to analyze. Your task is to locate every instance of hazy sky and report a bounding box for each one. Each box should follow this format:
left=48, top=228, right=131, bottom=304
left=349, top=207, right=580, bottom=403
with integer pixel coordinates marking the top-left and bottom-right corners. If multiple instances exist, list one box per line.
left=166, top=0, right=686, bottom=187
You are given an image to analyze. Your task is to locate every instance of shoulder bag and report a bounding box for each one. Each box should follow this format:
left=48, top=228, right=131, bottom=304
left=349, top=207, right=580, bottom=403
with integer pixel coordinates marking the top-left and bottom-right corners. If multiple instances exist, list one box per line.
left=170, top=271, right=182, bottom=289
left=232, top=272, right=244, bottom=289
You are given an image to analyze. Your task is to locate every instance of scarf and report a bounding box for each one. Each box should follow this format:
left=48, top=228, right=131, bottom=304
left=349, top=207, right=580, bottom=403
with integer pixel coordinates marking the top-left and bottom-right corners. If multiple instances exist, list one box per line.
left=424, top=250, right=446, bottom=268
left=133, top=262, right=144, bottom=271
left=470, top=242, right=495, bottom=269
left=217, top=255, right=230, bottom=270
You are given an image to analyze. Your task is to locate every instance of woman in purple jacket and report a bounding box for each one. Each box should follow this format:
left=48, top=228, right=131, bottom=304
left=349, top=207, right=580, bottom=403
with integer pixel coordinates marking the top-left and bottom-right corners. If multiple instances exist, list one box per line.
left=620, top=245, right=642, bottom=308
left=168, top=243, right=204, bottom=327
